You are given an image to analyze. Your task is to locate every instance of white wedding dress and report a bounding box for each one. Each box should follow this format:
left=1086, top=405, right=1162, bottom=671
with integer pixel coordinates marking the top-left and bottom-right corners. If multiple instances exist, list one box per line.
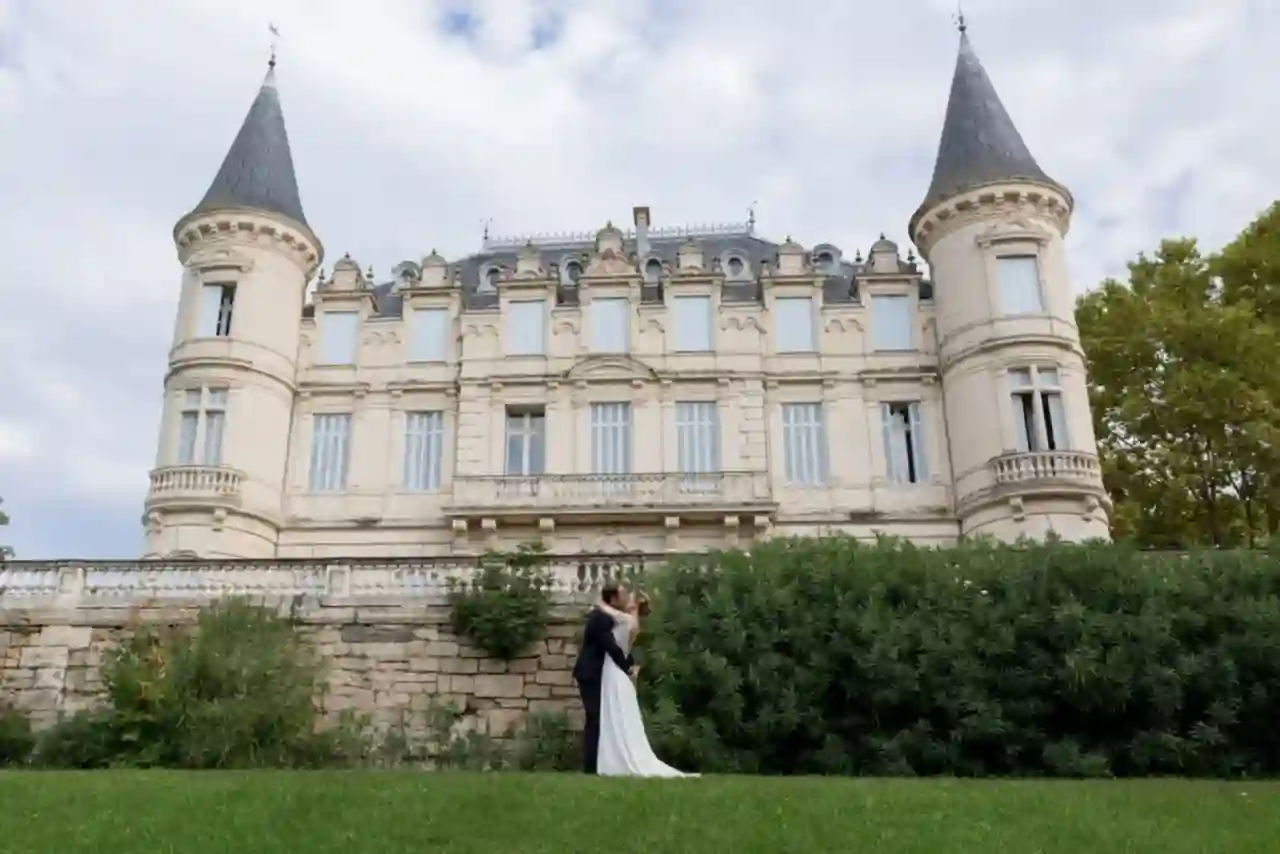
left=595, top=607, right=698, bottom=778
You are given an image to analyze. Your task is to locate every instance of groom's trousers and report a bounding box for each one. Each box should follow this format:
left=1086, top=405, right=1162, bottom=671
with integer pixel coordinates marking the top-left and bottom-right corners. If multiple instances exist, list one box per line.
left=577, top=677, right=602, bottom=774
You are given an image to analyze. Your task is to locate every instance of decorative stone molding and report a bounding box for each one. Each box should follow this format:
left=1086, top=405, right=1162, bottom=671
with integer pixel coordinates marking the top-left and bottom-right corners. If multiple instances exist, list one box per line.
left=909, top=182, right=1072, bottom=258
left=174, top=210, right=323, bottom=276
left=974, top=218, right=1054, bottom=249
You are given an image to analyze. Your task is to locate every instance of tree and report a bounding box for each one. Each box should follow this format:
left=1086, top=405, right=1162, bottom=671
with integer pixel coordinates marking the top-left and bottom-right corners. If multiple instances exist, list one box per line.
left=1076, top=224, right=1280, bottom=548
left=0, top=497, right=11, bottom=561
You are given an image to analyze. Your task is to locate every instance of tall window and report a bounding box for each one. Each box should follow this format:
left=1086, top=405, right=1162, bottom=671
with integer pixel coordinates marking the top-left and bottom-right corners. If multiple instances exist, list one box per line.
left=403, top=411, right=444, bottom=491
left=319, top=311, right=360, bottom=364
left=176, top=387, right=227, bottom=466
left=672, top=295, right=713, bottom=352
left=504, top=300, right=546, bottom=356
left=644, top=258, right=663, bottom=283
left=591, top=403, right=632, bottom=476
left=781, top=402, right=826, bottom=486
left=309, top=413, right=351, bottom=491
left=996, top=255, right=1045, bottom=315
left=505, top=409, right=546, bottom=476
left=881, top=402, right=928, bottom=484
left=676, top=401, right=719, bottom=492
left=590, top=297, right=630, bottom=353
left=409, top=307, right=450, bottom=362
left=870, top=295, right=913, bottom=351
left=197, top=283, right=236, bottom=338
left=774, top=296, right=815, bottom=353
left=1009, top=368, right=1068, bottom=452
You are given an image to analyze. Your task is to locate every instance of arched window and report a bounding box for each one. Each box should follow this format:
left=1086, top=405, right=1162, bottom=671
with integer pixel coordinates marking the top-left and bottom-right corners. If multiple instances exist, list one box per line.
left=565, top=261, right=583, bottom=284
left=726, top=256, right=745, bottom=278
left=644, top=258, right=662, bottom=283
left=816, top=251, right=835, bottom=274
left=481, top=266, right=501, bottom=292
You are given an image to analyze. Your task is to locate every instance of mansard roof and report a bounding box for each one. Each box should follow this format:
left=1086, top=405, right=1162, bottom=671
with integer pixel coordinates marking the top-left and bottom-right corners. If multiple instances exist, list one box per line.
left=916, top=30, right=1067, bottom=218
left=187, top=63, right=309, bottom=228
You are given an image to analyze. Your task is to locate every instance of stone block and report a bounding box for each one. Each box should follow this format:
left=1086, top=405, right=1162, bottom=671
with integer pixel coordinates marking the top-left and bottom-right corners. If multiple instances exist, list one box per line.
left=473, top=674, right=525, bottom=699
left=478, top=659, right=508, bottom=674
left=39, top=625, right=93, bottom=649
left=539, top=654, right=568, bottom=670
left=535, top=669, right=572, bottom=686
left=441, top=675, right=475, bottom=694
left=20, top=646, right=68, bottom=670
left=425, top=641, right=459, bottom=657
left=407, top=657, right=442, bottom=673
left=341, top=625, right=416, bottom=644
left=523, top=682, right=551, bottom=699
left=483, top=708, right=526, bottom=737
left=508, top=658, right=538, bottom=674
left=440, top=658, right=478, bottom=675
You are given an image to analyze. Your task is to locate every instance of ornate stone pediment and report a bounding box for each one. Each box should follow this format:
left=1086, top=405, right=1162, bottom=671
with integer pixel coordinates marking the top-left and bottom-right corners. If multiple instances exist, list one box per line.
left=974, top=218, right=1053, bottom=249
left=584, top=248, right=636, bottom=278
left=564, top=354, right=659, bottom=384
left=186, top=246, right=255, bottom=274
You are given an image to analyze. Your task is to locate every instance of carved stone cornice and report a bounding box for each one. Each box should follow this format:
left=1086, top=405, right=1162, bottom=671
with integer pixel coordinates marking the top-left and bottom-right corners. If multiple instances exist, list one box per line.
left=174, top=209, right=323, bottom=277
left=910, top=182, right=1071, bottom=259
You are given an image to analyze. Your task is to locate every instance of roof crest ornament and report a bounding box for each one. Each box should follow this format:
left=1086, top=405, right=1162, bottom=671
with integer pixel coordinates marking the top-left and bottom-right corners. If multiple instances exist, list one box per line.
left=268, top=23, right=280, bottom=69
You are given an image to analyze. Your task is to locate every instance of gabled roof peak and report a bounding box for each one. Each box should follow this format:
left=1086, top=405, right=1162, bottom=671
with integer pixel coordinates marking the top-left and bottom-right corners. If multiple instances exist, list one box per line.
left=186, top=62, right=308, bottom=228
left=916, top=30, right=1067, bottom=218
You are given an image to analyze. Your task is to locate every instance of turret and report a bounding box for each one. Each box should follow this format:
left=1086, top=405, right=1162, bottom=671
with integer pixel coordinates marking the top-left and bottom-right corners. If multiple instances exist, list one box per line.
left=143, top=59, right=323, bottom=558
left=910, top=25, right=1110, bottom=541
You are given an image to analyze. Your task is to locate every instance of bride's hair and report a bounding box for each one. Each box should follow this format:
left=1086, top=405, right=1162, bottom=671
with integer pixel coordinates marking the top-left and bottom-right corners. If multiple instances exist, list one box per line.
left=634, top=591, right=652, bottom=618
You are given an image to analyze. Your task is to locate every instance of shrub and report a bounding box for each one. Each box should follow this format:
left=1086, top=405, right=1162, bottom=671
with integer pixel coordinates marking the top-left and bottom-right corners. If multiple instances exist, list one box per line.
left=510, top=710, right=581, bottom=771
left=637, top=536, right=1280, bottom=778
left=449, top=544, right=554, bottom=660
left=0, top=705, right=34, bottom=766
left=37, top=599, right=357, bottom=769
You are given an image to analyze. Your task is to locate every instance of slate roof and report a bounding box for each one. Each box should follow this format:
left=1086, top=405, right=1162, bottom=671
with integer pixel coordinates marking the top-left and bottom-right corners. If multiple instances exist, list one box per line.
left=917, top=31, right=1066, bottom=217
left=349, top=230, right=930, bottom=321
left=187, top=63, right=309, bottom=228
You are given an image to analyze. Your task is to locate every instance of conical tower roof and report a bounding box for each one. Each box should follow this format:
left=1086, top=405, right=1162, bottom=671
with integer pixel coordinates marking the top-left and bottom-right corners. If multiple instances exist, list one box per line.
left=187, top=62, right=308, bottom=228
left=915, top=29, right=1067, bottom=221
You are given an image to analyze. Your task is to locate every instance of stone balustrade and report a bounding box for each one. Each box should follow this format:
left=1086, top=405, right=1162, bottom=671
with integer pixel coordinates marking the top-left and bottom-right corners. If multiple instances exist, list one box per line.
left=0, top=553, right=659, bottom=606
left=991, top=450, right=1103, bottom=486
left=448, top=471, right=774, bottom=515
left=146, top=465, right=244, bottom=508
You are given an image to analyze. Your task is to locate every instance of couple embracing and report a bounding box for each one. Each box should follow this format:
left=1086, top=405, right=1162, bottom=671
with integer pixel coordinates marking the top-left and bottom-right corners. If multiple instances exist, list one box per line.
left=571, top=580, right=698, bottom=778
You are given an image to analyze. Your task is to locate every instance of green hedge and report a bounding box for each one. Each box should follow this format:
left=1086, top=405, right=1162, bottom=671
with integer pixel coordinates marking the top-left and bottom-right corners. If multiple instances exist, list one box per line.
left=637, top=537, right=1280, bottom=778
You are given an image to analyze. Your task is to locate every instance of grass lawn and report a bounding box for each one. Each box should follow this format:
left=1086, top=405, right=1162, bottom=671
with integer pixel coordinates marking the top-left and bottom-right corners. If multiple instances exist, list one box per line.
left=1, top=772, right=1278, bottom=854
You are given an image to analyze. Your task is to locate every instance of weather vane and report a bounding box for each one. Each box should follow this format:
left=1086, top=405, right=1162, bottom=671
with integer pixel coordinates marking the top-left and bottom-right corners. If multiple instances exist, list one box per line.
left=747, top=201, right=758, bottom=233
left=268, top=23, right=281, bottom=67
left=481, top=217, right=493, bottom=243
left=953, top=3, right=967, bottom=33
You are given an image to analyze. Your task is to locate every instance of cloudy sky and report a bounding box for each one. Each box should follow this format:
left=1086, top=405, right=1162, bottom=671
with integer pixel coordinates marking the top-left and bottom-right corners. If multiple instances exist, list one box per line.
left=0, top=0, right=1275, bottom=560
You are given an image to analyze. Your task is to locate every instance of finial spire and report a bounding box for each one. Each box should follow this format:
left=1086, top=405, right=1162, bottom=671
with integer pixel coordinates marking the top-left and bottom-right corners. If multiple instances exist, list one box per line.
left=955, top=3, right=967, bottom=34
left=268, top=23, right=280, bottom=69
left=747, top=201, right=757, bottom=234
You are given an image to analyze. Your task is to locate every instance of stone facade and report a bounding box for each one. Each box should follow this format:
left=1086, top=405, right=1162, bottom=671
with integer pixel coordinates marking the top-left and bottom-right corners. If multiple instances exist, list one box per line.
left=0, top=598, right=586, bottom=736
left=139, top=30, right=1114, bottom=563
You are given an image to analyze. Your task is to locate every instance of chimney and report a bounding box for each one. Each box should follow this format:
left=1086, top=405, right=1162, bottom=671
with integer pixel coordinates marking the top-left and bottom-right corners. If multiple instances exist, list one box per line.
left=633, top=206, right=651, bottom=257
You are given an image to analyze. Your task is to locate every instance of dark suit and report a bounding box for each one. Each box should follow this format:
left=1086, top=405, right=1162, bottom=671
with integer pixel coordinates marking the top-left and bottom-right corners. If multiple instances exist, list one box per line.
left=571, top=606, right=635, bottom=774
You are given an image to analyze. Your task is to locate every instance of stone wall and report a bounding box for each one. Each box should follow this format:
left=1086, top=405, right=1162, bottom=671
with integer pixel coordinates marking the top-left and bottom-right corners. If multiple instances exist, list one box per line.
left=0, top=598, right=586, bottom=737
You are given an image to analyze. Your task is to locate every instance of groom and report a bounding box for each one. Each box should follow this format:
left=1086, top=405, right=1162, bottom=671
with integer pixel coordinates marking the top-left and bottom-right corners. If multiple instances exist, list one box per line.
left=572, top=580, right=636, bottom=774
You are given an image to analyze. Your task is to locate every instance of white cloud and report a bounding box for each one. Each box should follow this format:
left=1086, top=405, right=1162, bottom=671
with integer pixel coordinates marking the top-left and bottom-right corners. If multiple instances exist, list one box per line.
left=0, top=0, right=1276, bottom=558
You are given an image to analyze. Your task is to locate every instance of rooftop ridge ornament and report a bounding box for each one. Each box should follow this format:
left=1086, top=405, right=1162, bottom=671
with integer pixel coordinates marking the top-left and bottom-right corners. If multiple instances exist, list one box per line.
left=268, top=22, right=280, bottom=69
left=482, top=220, right=753, bottom=251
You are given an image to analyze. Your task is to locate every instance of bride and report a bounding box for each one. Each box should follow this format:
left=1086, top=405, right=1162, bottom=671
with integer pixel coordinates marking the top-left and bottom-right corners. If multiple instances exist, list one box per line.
left=595, top=589, right=698, bottom=778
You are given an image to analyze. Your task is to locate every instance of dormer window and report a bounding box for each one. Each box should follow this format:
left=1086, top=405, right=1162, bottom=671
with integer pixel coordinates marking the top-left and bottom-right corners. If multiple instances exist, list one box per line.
left=815, top=251, right=836, bottom=274
left=726, top=256, right=745, bottom=278
left=565, top=261, right=583, bottom=284
left=481, top=266, right=501, bottom=292
left=644, top=258, right=662, bottom=283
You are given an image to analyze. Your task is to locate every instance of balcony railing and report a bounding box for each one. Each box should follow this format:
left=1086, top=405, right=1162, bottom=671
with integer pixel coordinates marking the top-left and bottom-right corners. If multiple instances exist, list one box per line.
left=991, top=450, right=1102, bottom=486
left=146, top=465, right=244, bottom=506
left=0, top=554, right=664, bottom=606
left=448, top=472, right=773, bottom=513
